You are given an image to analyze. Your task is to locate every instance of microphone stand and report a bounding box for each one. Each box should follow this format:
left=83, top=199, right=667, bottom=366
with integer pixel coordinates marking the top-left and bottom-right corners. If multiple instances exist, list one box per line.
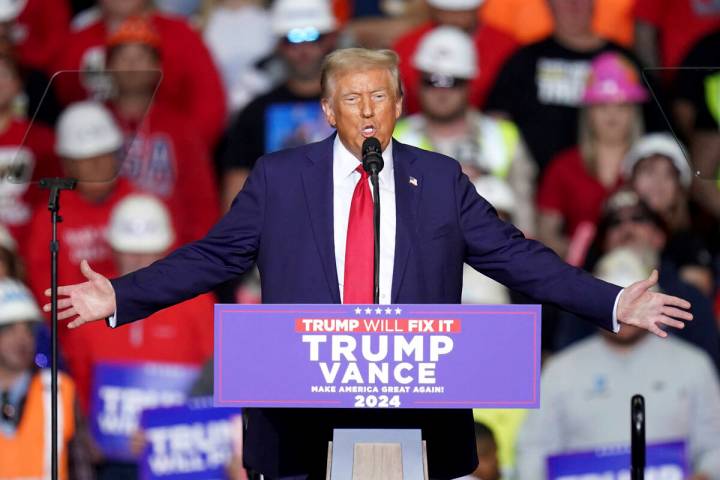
left=369, top=169, right=380, bottom=304
left=630, top=394, right=645, bottom=480
left=39, top=177, right=77, bottom=480
left=362, top=138, right=384, bottom=305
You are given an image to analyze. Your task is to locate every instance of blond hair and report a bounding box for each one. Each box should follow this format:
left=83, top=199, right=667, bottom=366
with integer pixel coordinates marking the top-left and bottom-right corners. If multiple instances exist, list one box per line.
left=320, top=48, right=403, bottom=99
left=578, top=105, right=644, bottom=173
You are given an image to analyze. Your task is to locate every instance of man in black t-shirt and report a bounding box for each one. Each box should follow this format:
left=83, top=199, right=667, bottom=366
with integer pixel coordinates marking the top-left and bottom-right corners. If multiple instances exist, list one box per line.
left=484, top=0, right=650, bottom=173
left=220, top=0, right=339, bottom=209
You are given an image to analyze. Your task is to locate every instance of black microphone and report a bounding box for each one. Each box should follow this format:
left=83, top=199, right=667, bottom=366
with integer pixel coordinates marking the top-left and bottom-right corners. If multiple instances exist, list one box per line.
left=362, top=137, right=384, bottom=175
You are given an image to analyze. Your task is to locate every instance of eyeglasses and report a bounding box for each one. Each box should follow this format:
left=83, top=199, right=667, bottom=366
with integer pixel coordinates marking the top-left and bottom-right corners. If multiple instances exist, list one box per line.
left=420, top=73, right=469, bottom=89
left=284, top=27, right=324, bottom=44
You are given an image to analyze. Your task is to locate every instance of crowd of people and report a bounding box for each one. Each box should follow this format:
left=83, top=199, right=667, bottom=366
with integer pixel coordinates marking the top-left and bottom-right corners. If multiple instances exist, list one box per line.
left=1, top=0, right=720, bottom=479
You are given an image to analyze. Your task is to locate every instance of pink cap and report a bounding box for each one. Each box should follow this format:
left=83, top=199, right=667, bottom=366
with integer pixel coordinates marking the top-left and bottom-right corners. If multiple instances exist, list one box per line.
left=582, top=52, right=648, bottom=105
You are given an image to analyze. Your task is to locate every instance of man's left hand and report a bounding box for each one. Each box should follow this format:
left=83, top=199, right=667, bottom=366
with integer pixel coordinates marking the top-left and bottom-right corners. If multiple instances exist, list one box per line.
left=616, top=270, right=693, bottom=337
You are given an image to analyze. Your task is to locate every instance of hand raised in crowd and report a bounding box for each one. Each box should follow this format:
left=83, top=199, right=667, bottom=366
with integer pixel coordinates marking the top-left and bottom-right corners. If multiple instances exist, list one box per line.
left=43, top=259, right=116, bottom=328
left=616, top=270, right=693, bottom=337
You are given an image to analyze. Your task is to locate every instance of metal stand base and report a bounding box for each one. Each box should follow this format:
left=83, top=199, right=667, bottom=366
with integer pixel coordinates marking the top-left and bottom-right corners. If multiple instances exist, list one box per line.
left=326, top=429, right=428, bottom=480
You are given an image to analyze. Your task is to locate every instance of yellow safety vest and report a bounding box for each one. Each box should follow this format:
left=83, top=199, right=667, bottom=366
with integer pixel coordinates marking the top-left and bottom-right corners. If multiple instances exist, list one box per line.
left=393, top=114, right=520, bottom=179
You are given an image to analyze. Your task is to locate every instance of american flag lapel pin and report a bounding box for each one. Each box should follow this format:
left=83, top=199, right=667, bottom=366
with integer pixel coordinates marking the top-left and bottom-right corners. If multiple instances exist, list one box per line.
left=409, top=176, right=418, bottom=187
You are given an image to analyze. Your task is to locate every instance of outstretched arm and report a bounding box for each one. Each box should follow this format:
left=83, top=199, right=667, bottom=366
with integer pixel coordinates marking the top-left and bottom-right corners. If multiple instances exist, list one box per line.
left=456, top=164, right=692, bottom=336
left=45, top=156, right=268, bottom=328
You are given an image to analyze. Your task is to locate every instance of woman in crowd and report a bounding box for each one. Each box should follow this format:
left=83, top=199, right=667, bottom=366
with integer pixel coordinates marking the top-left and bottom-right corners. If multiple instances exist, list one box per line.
left=536, top=52, right=647, bottom=264
left=624, top=132, right=692, bottom=233
left=624, top=133, right=715, bottom=300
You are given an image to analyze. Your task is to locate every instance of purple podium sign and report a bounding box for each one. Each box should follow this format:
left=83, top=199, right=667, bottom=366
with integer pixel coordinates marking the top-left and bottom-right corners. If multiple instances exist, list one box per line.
left=214, top=304, right=541, bottom=409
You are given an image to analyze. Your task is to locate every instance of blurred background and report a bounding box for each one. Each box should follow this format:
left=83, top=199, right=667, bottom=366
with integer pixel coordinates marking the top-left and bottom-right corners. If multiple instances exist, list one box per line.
left=0, top=0, right=720, bottom=479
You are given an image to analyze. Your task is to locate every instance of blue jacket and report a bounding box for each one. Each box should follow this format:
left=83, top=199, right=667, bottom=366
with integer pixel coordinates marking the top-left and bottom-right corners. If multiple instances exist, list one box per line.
left=111, top=134, right=621, bottom=478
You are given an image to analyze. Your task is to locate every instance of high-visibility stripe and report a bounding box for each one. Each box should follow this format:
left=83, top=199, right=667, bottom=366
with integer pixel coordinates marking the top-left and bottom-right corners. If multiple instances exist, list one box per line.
left=40, top=371, right=65, bottom=480
left=704, top=72, right=720, bottom=128
left=495, top=120, right=520, bottom=178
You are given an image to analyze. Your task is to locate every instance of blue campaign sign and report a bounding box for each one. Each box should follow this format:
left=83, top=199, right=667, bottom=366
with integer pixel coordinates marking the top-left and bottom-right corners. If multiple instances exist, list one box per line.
left=547, top=441, right=688, bottom=479
left=139, top=402, right=242, bottom=480
left=90, top=362, right=201, bottom=461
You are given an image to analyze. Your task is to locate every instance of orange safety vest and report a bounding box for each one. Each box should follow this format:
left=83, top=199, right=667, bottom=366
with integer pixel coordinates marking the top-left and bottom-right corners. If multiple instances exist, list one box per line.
left=0, top=371, right=75, bottom=480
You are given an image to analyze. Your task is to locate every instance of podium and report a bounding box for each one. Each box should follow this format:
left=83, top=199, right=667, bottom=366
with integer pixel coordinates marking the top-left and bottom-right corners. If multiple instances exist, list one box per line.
left=214, top=304, right=541, bottom=479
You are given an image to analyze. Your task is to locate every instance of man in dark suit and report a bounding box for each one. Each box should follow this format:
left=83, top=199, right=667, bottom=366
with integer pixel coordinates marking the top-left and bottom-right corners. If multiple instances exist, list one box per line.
left=48, top=48, right=692, bottom=479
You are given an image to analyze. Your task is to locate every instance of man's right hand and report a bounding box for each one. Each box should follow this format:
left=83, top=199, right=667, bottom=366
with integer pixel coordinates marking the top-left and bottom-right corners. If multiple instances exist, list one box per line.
left=43, top=259, right=116, bottom=329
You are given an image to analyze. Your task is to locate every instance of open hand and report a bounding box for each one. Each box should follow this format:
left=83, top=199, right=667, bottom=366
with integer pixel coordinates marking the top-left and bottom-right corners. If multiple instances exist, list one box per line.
left=616, top=270, right=693, bottom=337
left=43, top=260, right=116, bottom=329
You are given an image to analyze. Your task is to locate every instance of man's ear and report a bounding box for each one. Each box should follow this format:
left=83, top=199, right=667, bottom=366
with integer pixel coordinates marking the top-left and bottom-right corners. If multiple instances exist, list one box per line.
left=321, top=98, right=336, bottom=128
left=394, top=96, right=403, bottom=120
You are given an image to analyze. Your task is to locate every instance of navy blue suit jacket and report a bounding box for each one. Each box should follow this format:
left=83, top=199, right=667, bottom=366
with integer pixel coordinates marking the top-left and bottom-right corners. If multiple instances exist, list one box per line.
left=112, top=135, right=621, bottom=478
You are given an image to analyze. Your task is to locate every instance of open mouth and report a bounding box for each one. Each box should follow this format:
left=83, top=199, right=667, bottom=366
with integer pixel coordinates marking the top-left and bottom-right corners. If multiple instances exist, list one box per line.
left=361, top=125, right=377, bottom=137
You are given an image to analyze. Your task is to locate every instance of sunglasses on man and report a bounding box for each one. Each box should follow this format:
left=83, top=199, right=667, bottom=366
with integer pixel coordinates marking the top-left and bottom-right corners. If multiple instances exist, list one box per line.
left=420, top=73, right=469, bottom=89
left=606, top=211, right=655, bottom=229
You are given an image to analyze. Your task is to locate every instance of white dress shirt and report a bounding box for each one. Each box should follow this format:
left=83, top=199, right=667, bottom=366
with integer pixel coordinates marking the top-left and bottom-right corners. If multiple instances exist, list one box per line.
left=333, top=136, right=395, bottom=305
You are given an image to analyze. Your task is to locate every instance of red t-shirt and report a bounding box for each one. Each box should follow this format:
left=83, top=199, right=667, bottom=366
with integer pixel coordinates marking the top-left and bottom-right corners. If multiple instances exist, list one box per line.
left=115, top=104, right=220, bottom=244
left=65, top=293, right=215, bottom=412
left=392, top=22, right=518, bottom=114
left=14, top=0, right=70, bottom=73
left=26, top=179, right=135, bottom=305
left=53, top=12, right=226, bottom=149
left=0, top=118, right=59, bottom=252
left=537, top=147, right=622, bottom=235
left=635, top=0, right=720, bottom=69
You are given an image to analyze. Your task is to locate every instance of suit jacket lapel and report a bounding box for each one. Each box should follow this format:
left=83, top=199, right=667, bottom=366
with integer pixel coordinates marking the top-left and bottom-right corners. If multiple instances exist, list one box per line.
left=391, top=140, right=421, bottom=302
left=301, top=135, right=341, bottom=303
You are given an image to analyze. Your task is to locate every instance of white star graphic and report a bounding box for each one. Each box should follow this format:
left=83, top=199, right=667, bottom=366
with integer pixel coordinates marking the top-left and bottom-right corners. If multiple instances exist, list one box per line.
left=354, top=307, right=362, bottom=315
left=365, top=308, right=372, bottom=315
left=395, top=308, right=402, bottom=315
left=385, top=308, right=392, bottom=314
left=375, top=307, right=382, bottom=314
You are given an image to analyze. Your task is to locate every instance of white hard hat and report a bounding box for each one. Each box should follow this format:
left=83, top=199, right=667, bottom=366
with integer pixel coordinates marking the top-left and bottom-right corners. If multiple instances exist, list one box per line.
left=624, top=133, right=693, bottom=188
left=412, top=26, right=478, bottom=79
left=472, top=176, right=516, bottom=216
left=427, top=0, right=484, bottom=11
left=271, top=0, right=337, bottom=36
left=594, top=247, right=654, bottom=288
left=0, top=279, right=41, bottom=326
left=108, top=194, right=175, bottom=254
left=0, top=0, right=27, bottom=22
left=55, top=101, right=124, bottom=160
left=0, top=224, right=16, bottom=251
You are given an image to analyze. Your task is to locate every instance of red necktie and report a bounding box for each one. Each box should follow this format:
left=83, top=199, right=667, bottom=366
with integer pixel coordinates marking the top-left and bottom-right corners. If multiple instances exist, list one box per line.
left=343, top=165, right=374, bottom=304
